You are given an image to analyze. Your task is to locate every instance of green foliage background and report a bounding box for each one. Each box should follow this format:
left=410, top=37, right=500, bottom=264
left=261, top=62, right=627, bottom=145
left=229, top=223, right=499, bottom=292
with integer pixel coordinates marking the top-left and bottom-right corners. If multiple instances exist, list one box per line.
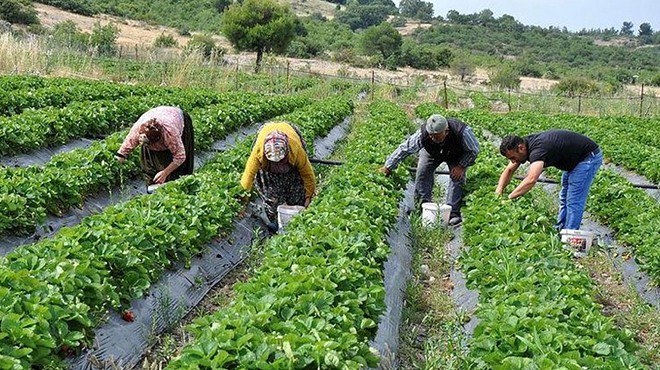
left=2, top=0, right=659, bottom=85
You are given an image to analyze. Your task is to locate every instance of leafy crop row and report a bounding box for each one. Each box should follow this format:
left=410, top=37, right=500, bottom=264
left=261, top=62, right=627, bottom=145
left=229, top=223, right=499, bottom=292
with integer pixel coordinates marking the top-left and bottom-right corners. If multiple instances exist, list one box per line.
left=0, top=94, right=345, bottom=368
left=463, top=142, right=643, bottom=369
left=166, top=100, right=409, bottom=369
left=418, top=104, right=660, bottom=288
left=0, top=93, right=310, bottom=236
left=0, top=86, right=237, bottom=156
left=415, top=103, right=646, bottom=368
left=420, top=104, right=660, bottom=284
left=0, top=78, right=148, bottom=117
left=588, top=172, right=660, bottom=283
left=0, top=75, right=52, bottom=92
left=439, top=109, right=660, bottom=184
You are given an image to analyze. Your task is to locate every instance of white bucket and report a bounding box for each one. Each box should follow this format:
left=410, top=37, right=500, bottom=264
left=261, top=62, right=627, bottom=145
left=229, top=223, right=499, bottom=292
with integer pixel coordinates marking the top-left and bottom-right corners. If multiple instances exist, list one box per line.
left=560, top=229, right=595, bottom=257
left=147, top=183, right=164, bottom=194
left=277, top=205, right=305, bottom=232
left=439, top=204, right=452, bottom=224
left=421, top=203, right=438, bottom=226
left=421, top=203, right=452, bottom=227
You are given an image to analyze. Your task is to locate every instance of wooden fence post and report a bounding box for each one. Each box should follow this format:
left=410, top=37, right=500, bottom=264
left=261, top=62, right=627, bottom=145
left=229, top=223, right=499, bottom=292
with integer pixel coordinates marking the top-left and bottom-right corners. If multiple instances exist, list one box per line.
left=286, top=61, right=290, bottom=93
left=443, top=81, right=448, bottom=109
left=371, top=70, right=375, bottom=100
left=640, top=84, right=645, bottom=117
left=577, top=95, right=582, bottom=115
left=135, top=44, right=138, bottom=60
left=235, top=60, right=240, bottom=90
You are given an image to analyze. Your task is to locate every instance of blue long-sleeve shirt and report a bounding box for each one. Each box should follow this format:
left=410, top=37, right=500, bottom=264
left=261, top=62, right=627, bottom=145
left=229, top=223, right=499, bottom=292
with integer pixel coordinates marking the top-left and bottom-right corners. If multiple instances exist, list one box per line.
left=384, top=126, right=480, bottom=170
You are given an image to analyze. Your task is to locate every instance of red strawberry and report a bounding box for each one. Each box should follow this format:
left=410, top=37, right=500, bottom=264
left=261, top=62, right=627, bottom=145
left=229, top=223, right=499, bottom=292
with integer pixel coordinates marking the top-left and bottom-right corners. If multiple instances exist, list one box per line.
left=121, top=310, right=136, bottom=322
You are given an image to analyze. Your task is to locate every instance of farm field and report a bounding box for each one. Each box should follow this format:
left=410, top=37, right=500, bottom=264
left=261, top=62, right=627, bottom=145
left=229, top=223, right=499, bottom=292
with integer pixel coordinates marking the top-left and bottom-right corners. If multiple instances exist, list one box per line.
left=0, top=73, right=658, bottom=369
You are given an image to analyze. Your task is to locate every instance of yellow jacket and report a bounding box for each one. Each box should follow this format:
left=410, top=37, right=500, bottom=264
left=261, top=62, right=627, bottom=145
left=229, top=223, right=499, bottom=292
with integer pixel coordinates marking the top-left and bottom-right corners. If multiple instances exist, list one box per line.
left=240, top=122, right=316, bottom=198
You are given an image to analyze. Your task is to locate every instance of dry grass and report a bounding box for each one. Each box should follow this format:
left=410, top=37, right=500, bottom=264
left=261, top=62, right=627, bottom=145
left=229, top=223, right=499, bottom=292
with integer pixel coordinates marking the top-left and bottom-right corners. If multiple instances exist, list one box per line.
left=582, top=247, right=660, bottom=368
left=0, top=33, right=48, bottom=74
left=281, top=0, right=338, bottom=19
left=398, top=215, right=467, bottom=370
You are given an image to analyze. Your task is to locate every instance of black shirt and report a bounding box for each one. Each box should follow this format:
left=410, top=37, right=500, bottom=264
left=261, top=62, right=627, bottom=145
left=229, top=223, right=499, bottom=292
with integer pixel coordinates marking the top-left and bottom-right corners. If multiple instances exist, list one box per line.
left=525, top=130, right=599, bottom=171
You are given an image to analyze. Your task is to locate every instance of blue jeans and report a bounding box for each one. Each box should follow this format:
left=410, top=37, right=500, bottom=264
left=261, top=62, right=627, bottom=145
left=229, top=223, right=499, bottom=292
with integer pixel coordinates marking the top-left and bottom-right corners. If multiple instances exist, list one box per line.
left=556, top=149, right=603, bottom=230
left=415, top=149, right=466, bottom=218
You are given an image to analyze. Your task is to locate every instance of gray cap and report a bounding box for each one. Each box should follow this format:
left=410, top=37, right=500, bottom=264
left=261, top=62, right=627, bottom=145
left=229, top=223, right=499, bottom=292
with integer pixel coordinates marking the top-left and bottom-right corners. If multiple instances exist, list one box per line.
left=426, top=114, right=448, bottom=134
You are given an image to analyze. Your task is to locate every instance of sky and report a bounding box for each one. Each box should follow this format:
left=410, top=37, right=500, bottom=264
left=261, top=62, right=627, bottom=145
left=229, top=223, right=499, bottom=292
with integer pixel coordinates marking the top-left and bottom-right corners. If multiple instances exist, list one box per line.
left=425, top=0, right=660, bottom=32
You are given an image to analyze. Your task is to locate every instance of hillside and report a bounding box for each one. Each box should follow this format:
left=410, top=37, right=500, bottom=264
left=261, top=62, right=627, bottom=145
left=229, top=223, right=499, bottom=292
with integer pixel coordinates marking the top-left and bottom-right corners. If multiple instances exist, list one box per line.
left=31, top=3, right=563, bottom=92
left=6, top=0, right=658, bottom=93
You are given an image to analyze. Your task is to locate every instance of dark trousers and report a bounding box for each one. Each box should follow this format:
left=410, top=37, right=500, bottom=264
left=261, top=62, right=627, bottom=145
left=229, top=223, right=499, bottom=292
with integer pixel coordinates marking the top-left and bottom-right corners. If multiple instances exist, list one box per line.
left=415, top=149, right=466, bottom=218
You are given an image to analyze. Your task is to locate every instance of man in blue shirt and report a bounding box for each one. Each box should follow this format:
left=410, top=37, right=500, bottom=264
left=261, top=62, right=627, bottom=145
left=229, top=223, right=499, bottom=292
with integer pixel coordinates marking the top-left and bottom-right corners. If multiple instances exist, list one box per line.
left=379, top=114, right=480, bottom=226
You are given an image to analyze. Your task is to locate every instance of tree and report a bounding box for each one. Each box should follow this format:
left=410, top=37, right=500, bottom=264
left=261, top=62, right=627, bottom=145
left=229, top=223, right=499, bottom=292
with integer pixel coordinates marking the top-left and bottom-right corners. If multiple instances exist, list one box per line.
left=621, top=21, right=634, bottom=36
left=399, top=0, right=433, bottom=21
left=214, top=0, right=232, bottom=13
left=400, top=40, right=452, bottom=70
left=638, top=22, right=654, bottom=45
left=360, top=22, right=402, bottom=62
left=489, top=66, right=521, bottom=90
left=0, top=0, right=39, bottom=25
left=186, top=34, right=224, bottom=59
left=450, top=55, right=475, bottom=82
left=639, top=22, right=653, bottom=36
left=335, top=4, right=391, bottom=30
left=553, top=77, right=599, bottom=97
left=89, top=22, right=119, bottom=56
left=221, top=0, right=296, bottom=72
left=51, top=20, right=88, bottom=51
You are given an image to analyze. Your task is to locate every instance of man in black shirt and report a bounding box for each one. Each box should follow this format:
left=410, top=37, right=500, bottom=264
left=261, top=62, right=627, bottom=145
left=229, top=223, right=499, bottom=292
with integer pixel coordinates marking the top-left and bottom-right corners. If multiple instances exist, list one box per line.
left=496, top=130, right=603, bottom=230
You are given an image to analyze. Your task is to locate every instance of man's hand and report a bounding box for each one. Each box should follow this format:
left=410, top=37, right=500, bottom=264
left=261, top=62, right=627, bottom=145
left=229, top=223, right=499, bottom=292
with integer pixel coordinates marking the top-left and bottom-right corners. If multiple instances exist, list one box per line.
left=450, top=165, right=465, bottom=181
left=239, top=194, right=251, bottom=205
left=153, top=170, right=169, bottom=184
left=115, top=154, right=126, bottom=163
left=378, top=166, right=391, bottom=176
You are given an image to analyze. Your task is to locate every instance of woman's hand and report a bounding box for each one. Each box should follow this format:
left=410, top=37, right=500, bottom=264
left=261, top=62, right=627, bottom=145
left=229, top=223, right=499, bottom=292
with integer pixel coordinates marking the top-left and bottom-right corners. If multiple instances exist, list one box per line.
left=153, top=170, right=169, bottom=184
left=115, top=152, right=127, bottom=163
left=304, top=196, right=312, bottom=207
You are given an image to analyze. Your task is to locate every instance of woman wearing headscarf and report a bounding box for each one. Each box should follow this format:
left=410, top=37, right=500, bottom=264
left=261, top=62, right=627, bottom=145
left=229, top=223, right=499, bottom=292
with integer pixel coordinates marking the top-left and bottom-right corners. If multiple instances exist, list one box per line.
left=115, top=106, right=194, bottom=185
left=240, top=121, right=315, bottom=227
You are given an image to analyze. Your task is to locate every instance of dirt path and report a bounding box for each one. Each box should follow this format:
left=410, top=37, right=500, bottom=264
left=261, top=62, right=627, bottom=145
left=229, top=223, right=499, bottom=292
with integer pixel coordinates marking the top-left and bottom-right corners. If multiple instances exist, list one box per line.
left=35, top=3, right=194, bottom=47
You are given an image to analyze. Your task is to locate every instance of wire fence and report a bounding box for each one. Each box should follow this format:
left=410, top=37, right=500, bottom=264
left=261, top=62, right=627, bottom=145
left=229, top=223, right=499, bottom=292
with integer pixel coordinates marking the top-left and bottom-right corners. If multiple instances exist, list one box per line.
left=51, top=43, right=660, bottom=119
left=219, top=57, right=660, bottom=118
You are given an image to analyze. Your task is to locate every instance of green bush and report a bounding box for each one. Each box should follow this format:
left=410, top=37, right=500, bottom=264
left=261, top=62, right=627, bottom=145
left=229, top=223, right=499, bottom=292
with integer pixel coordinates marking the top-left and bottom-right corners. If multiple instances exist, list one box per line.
left=89, top=22, right=119, bottom=56
left=401, top=41, right=452, bottom=70
left=489, top=66, right=521, bottom=90
left=50, top=20, right=88, bottom=51
left=553, top=77, right=599, bottom=97
left=186, top=34, right=224, bottom=59
left=331, top=47, right=356, bottom=64
left=650, top=74, right=660, bottom=87
left=154, top=32, right=178, bottom=48
left=36, top=0, right=96, bottom=16
left=0, top=0, right=39, bottom=25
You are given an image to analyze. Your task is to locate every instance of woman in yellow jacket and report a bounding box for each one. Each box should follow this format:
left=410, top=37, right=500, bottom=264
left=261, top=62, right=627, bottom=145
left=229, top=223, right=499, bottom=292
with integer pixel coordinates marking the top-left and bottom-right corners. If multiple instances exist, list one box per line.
left=240, top=121, right=315, bottom=229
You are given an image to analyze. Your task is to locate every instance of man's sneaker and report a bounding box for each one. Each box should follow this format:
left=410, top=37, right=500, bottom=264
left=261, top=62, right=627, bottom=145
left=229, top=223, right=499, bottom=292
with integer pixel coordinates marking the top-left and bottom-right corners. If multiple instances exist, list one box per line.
left=448, top=216, right=462, bottom=226
left=265, top=221, right=279, bottom=233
